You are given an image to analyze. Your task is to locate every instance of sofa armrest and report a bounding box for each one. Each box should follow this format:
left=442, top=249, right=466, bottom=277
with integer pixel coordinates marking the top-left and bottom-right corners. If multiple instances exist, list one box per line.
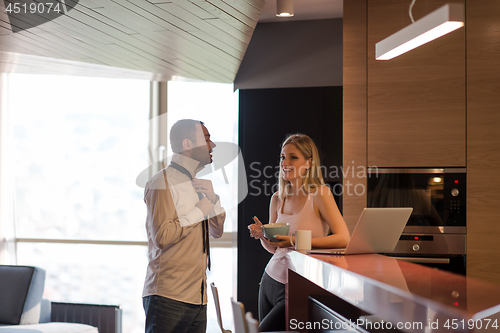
left=39, top=298, right=52, bottom=323
left=0, top=265, right=46, bottom=325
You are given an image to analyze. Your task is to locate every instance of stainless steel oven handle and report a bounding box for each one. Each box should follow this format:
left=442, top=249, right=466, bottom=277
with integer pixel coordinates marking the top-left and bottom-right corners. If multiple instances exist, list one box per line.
left=394, top=257, right=450, bottom=264
left=368, top=168, right=444, bottom=174
left=368, top=168, right=466, bottom=174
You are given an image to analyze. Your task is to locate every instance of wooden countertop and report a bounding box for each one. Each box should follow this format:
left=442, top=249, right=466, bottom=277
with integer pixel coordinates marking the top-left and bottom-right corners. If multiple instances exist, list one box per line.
left=289, top=251, right=500, bottom=332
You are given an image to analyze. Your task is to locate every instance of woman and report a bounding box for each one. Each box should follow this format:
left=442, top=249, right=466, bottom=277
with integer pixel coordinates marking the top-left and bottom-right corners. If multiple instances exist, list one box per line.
left=248, top=133, right=350, bottom=331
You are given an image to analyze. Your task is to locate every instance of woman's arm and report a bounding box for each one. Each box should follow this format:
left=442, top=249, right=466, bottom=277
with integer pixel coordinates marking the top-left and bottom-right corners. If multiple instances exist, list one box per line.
left=311, top=185, right=350, bottom=248
left=248, top=192, right=280, bottom=254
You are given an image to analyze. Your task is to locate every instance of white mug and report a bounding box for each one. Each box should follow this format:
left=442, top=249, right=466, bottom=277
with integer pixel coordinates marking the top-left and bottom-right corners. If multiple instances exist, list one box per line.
left=290, top=230, right=312, bottom=251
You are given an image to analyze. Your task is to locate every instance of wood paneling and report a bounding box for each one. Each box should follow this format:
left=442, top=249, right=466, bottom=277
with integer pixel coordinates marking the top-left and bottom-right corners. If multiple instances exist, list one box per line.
left=466, top=0, right=500, bottom=284
left=344, top=0, right=500, bottom=284
left=343, top=0, right=367, bottom=231
left=0, top=0, right=265, bottom=81
left=366, top=0, right=466, bottom=167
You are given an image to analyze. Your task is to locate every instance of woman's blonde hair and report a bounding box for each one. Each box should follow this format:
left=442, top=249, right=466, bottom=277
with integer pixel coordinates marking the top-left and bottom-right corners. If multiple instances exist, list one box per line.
left=278, top=134, right=324, bottom=199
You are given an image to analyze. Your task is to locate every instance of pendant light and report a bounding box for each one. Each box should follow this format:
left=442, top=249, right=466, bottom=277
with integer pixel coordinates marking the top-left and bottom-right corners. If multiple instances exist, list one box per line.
left=376, top=2, right=464, bottom=60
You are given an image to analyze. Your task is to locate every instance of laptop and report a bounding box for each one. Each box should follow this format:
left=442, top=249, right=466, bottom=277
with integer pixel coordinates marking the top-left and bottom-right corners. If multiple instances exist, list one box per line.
left=306, top=207, right=413, bottom=255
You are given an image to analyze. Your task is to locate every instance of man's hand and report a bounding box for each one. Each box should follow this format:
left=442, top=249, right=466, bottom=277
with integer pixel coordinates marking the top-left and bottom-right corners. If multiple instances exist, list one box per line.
left=192, top=179, right=217, bottom=204
left=195, top=197, right=214, bottom=216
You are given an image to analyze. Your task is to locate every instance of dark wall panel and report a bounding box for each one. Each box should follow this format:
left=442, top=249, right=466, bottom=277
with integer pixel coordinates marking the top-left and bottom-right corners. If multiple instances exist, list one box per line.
left=234, top=19, right=343, bottom=90
left=237, top=86, right=342, bottom=316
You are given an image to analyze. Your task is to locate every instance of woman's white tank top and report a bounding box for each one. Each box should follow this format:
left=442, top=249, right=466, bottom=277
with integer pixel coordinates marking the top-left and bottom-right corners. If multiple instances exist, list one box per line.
left=264, top=193, right=328, bottom=284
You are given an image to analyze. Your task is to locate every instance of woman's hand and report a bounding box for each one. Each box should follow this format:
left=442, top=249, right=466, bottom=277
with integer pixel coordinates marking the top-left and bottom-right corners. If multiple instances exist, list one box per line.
left=248, top=216, right=264, bottom=239
left=267, top=235, right=293, bottom=248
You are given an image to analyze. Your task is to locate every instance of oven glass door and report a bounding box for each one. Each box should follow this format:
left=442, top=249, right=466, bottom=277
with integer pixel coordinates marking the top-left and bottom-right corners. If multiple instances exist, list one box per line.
left=367, top=169, right=466, bottom=228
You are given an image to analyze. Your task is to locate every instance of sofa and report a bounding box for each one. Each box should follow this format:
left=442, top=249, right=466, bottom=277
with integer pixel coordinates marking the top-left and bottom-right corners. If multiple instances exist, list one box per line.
left=0, top=265, right=106, bottom=333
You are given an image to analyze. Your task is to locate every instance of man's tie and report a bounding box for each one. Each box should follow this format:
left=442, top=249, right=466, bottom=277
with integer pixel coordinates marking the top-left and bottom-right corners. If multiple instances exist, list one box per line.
left=169, top=162, right=211, bottom=270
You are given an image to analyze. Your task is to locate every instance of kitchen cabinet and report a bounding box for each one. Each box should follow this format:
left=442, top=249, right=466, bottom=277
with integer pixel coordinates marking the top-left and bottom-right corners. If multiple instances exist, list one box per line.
left=466, top=0, right=500, bottom=285
left=343, top=0, right=466, bottom=227
left=343, top=0, right=367, bottom=231
left=366, top=0, right=466, bottom=168
left=344, top=0, right=500, bottom=285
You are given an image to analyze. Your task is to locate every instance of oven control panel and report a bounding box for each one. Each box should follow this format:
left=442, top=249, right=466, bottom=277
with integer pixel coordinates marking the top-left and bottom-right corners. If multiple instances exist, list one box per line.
left=445, top=173, right=466, bottom=226
left=400, top=235, right=433, bottom=241
left=393, top=233, right=466, bottom=255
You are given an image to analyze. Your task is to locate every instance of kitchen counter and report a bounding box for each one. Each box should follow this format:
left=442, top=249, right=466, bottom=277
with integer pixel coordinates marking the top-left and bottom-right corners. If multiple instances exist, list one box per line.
left=287, top=251, right=500, bottom=332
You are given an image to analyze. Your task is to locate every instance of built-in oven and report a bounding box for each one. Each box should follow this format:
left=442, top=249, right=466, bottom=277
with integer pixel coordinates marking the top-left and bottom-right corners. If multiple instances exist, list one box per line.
left=367, top=168, right=466, bottom=275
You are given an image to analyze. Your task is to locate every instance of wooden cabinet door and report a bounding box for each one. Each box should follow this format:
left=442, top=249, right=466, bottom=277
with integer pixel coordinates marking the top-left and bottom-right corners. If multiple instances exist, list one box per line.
left=366, top=0, right=466, bottom=167
left=466, top=0, right=500, bottom=285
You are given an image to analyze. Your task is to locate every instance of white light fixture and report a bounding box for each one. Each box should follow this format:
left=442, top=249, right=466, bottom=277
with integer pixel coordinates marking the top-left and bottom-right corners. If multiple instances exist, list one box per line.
left=376, top=3, right=464, bottom=60
left=276, top=0, right=294, bottom=17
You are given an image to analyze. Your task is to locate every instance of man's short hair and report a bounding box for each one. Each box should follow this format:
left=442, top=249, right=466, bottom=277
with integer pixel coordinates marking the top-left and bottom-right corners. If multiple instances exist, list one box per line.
left=170, top=119, right=204, bottom=153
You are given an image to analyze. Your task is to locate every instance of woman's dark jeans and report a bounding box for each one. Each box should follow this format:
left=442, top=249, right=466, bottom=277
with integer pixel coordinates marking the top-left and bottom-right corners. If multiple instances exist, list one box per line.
left=258, top=272, right=287, bottom=331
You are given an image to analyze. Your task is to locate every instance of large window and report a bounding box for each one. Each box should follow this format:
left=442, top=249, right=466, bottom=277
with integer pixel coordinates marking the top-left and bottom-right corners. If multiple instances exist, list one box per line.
left=5, top=74, right=150, bottom=333
left=166, top=80, right=239, bottom=333
left=1, top=75, right=238, bottom=333
left=166, top=80, right=239, bottom=234
left=8, top=74, right=149, bottom=242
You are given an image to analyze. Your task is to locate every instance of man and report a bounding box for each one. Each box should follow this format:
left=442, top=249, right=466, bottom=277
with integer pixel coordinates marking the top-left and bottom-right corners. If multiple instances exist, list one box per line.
left=142, top=119, right=226, bottom=333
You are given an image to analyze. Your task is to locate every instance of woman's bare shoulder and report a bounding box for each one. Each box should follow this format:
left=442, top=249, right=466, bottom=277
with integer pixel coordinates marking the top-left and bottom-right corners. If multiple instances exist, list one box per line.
left=311, top=185, right=333, bottom=198
left=270, top=191, right=281, bottom=205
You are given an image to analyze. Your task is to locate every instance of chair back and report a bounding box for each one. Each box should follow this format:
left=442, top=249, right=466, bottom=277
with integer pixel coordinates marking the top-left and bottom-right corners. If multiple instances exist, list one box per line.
left=245, top=312, right=260, bottom=333
left=231, top=298, right=248, bottom=333
left=211, top=282, right=231, bottom=333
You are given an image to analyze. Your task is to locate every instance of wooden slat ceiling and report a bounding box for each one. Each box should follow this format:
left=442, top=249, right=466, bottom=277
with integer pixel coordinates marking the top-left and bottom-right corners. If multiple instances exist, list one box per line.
left=0, top=0, right=265, bottom=82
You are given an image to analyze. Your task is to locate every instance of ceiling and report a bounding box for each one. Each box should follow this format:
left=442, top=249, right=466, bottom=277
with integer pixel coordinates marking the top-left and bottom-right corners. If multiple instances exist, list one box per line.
left=0, top=0, right=342, bottom=82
